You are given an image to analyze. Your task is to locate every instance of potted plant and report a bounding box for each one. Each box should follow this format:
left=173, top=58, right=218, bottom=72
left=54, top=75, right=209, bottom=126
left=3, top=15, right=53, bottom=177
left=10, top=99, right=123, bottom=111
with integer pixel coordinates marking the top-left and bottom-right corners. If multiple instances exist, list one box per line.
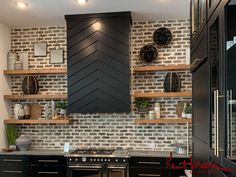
left=185, top=105, right=192, bottom=119
left=5, top=125, right=18, bottom=150
left=135, top=98, right=150, bottom=118
left=135, top=98, right=150, bottom=111
left=55, top=101, right=67, bottom=118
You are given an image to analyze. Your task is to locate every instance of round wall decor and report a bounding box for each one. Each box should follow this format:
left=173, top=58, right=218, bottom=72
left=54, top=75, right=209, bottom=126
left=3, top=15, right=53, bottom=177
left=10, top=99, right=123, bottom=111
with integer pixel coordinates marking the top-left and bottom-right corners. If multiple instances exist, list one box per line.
left=139, top=44, right=158, bottom=64
left=153, top=27, right=172, bottom=46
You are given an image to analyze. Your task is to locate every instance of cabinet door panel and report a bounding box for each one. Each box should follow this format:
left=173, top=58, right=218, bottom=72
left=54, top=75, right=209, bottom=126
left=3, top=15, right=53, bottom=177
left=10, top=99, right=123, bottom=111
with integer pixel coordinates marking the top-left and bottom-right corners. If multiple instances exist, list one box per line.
left=192, top=61, right=210, bottom=142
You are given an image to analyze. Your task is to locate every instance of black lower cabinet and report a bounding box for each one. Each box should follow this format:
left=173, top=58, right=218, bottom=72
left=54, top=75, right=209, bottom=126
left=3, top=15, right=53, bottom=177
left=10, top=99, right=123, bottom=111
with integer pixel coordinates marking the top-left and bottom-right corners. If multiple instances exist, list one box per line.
left=129, top=157, right=188, bottom=177
left=29, top=155, right=66, bottom=177
left=0, top=154, right=66, bottom=177
left=0, top=155, right=29, bottom=177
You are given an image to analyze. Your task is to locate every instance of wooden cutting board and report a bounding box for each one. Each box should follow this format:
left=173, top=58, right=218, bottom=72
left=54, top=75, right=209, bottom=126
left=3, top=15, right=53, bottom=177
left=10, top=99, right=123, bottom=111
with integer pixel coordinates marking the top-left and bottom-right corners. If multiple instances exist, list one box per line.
left=30, top=103, right=42, bottom=119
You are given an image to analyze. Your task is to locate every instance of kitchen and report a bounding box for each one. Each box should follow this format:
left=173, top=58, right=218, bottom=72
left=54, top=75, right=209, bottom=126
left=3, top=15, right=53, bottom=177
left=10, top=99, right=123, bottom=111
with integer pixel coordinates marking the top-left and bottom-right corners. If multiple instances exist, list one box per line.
left=0, top=0, right=235, bottom=177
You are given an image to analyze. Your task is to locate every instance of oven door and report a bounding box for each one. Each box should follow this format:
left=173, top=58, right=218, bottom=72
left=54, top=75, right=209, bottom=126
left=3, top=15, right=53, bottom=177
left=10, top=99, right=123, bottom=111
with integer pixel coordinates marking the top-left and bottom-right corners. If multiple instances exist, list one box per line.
left=107, top=165, right=128, bottom=177
left=68, top=164, right=103, bottom=177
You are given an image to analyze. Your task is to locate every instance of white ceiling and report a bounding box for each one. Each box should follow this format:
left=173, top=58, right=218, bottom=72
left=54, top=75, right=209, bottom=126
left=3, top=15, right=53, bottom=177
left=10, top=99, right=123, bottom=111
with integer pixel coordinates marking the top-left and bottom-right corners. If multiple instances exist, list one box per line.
left=0, top=0, right=190, bottom=28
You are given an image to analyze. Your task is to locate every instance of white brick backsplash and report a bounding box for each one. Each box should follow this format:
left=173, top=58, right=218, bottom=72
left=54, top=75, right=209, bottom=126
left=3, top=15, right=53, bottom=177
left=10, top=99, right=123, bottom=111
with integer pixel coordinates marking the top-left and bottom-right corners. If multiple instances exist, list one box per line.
left=10, top=19, right=192, bottom=151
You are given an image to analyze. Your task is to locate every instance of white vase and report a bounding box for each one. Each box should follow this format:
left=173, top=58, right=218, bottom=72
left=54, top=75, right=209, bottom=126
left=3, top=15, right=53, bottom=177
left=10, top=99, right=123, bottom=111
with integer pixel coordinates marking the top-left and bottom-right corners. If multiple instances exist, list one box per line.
left=14, top=104, right=22, bottom=119
left=186, top=114, right=192, bottom=119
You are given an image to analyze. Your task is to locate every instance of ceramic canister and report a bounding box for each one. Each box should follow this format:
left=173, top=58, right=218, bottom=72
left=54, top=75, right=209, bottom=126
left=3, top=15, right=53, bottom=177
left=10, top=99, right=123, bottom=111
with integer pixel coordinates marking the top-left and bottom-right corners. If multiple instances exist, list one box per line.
left=23, top=104, right=30, bottom=119
left=18, top=106, right=25, bottom=119
left=14, top=104, right=22, bottom=119
left=15, top=134, right=32, bottom=151
left=14, top=60, right=23, bottom=70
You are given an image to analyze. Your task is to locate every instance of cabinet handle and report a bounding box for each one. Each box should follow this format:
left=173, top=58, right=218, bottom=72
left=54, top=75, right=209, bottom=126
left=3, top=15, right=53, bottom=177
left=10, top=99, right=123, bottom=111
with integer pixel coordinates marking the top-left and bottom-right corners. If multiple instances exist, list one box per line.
left=38, top=160, right=59, bottom=163
left=3, top=170, right=23, bottom=173
left=107, top=166, right=126, bottom=169
left=38, top=172, right=59, bottom=174
left=227, top=90, right=233, bottom=157
left=213, top=90, right=217, bottom=156
left=3, top=159, right=23, bottom=162
left=138, top=162, right=160, bottom=165
left=216, top=90, right=219, bottom=157
left=68, top=165, right=103, bottom=169
left=138, top=174, right=160, bottom=177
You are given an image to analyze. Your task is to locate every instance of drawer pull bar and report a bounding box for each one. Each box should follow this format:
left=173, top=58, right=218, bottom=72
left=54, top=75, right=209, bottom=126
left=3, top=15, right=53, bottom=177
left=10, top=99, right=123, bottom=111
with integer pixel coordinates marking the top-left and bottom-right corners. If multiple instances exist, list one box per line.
left=38, top=172, right=59, bottom=174
left=38, top=160, right=59, bottom=163
left=107, top=166, right=126, bottom=169
left=68, top=165, right=103, bottom=169
left=138, top=162, right=161, bottom=165
left=138, top=174, right=160, bottom=177
left=3, top=159, right=23, bottom=162
left=3, top=170, right=23, bottom=173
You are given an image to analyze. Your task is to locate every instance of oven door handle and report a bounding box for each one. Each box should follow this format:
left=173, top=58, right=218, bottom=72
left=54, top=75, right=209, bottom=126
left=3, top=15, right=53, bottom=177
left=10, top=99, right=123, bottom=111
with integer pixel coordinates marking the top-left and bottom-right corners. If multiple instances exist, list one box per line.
left=68, top=165, right=103, bottom=169
left=107, top=166, right=126, bottom=169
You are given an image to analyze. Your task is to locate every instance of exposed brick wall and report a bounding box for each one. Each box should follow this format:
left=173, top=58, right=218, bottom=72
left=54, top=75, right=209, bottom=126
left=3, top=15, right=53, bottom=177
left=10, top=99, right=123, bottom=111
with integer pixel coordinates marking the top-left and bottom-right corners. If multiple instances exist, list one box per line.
left=10, top=19, right=192, bottom=151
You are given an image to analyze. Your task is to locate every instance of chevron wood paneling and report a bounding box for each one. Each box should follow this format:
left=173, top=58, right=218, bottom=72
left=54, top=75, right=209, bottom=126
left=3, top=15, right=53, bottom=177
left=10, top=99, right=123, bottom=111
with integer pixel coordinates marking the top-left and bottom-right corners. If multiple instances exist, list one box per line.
left=66, top=12, right=131, bottom=113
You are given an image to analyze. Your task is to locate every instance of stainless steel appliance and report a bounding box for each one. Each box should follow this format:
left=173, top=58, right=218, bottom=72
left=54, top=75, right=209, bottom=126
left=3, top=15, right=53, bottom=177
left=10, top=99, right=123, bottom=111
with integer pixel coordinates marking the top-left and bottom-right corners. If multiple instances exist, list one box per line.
left=67, top=148, right=129, bottom=177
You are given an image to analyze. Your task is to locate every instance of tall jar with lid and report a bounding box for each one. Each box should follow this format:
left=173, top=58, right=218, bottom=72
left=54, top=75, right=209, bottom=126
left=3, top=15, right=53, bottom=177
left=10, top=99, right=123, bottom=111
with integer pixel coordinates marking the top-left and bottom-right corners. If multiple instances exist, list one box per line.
left=7, top=50, right=17, bottom=70
left=154, top=102, right=161, bottom=119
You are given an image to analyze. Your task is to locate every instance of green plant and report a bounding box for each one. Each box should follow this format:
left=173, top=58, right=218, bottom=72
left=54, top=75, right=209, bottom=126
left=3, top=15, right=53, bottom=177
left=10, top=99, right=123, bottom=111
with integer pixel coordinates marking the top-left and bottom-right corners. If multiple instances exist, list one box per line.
left=135, top=98, right=150, bottom=109
left=5, top=125, right=18, bottom=145
left=55, top=101, right=67, bottom=110
left=185, top=105, right=192, bottom=114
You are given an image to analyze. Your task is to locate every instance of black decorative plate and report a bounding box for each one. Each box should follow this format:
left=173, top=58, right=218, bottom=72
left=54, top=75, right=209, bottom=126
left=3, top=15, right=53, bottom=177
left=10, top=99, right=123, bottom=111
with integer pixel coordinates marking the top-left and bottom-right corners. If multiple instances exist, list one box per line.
left=139, top=44, right=158, bottom=64
left=153, top=27, right=172, bottom=46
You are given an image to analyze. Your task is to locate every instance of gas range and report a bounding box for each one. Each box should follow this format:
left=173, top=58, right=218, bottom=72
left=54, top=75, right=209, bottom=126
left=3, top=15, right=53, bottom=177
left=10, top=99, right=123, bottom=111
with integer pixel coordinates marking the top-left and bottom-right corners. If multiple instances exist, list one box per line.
left=67, top=148, right=130, bottom=177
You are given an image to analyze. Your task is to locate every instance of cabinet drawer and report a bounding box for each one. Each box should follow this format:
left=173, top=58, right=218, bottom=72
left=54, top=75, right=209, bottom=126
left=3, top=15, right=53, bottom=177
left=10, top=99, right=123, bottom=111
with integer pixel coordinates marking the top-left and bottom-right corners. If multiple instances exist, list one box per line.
left=130, top=157, right=166, bottom=168
left=0, top=167, right=27, bottom=177
left=0, top=155, right=27, bottom=163
left=130, top=168, right=169, bottom=177
left=30, top=165, right=66, bottom=177
left=30, top=155, right=66, bottom=165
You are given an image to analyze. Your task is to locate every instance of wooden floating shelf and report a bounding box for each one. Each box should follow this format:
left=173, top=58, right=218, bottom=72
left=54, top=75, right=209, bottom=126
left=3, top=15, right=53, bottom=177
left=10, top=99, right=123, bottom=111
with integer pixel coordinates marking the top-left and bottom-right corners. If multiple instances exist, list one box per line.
left=3, top=94, right=67, bottom=100
left=133, top=64, right=190, bottom=72
left=134, top=118, right=192, bottom=124
left=4, top=119, right=70, bottom=124
left=3, top=68, right=67, bottom=75
left=133, top=91, right=192, bottom=98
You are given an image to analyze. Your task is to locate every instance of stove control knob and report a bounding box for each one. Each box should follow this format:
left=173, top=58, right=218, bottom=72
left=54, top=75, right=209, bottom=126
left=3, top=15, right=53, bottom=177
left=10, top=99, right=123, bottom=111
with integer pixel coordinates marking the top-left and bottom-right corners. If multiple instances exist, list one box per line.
left=101, top=159, right=103, bottom=162
left=123, top=159, right=126, bottom=162
left=115, top=159, right=118, bottom=162
left=97, top=159, right=100, bottom=162
left=69, top=158, right=72, bottom=162
left=75, top=158, right=78, bottom=162
left=90, top=159, right=93, bottom=162
left=108, top=159, right=110, bottom=162
left=94, top=159, right=96, bottom=162
left=104, top=159, right=107, bottom=162
left=82, top=157, right=87, bottom=162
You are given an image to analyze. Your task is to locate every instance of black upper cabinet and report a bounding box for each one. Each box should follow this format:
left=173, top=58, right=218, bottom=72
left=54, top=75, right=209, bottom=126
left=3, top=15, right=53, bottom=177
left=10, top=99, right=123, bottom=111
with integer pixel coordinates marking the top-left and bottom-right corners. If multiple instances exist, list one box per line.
left=65, top=12, right=131, bottom=114
left=190, top=0, right=207, bottom=46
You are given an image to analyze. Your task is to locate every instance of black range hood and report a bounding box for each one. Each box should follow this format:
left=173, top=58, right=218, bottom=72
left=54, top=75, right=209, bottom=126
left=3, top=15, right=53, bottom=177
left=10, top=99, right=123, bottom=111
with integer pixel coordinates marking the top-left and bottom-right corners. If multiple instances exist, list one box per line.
left=65, top=12, right=131, bottom=114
